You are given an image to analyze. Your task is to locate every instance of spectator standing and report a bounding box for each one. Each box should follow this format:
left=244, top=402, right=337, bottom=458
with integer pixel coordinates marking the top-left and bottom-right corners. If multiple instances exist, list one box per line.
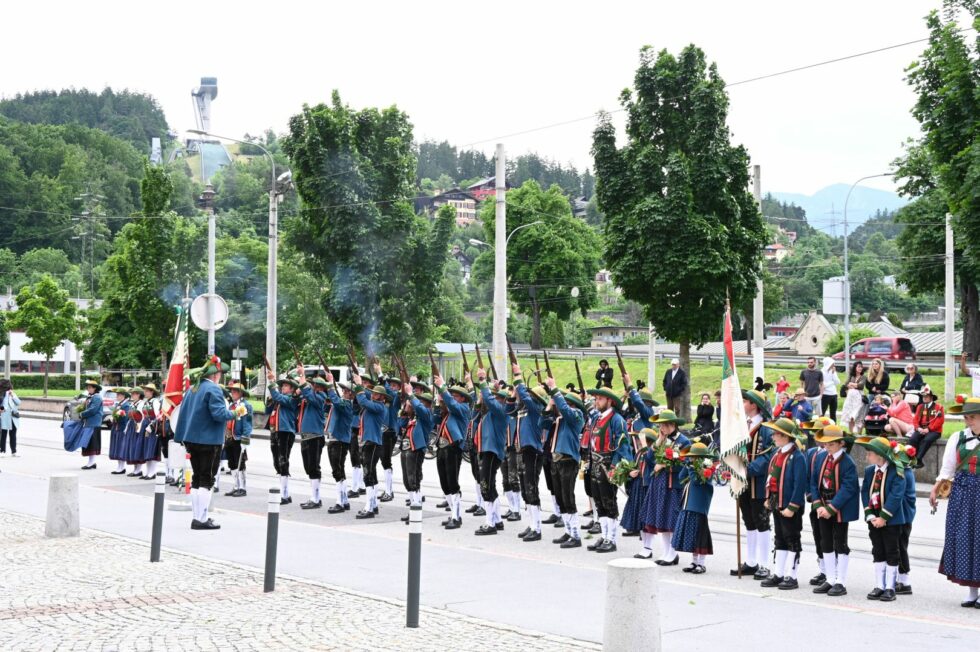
left=884, top=390, right=915, bottom=437
left=821, top=357, right=840, bottom=422
left=840, top=362, right=867, bottom=434
left=775, top=375, right=790, bottom=395
left=908, top=386, right=944, bottom=469
left=961, top=353, right=980, bottom=397
left=595, top=360, right=614, bottom=389
left=799, top=357, right=824, bottom=416
left=694, top=393, right=715, bottom=436
left=662, top=358, right=688, bottom=415
left=0, top=379, right=19, bottom=457
left=866, top=358, right=890, bottom=398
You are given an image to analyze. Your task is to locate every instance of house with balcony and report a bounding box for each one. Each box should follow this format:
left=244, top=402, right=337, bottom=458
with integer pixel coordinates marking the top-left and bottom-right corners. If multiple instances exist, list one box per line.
left=590, top=325, right=647, bottom=348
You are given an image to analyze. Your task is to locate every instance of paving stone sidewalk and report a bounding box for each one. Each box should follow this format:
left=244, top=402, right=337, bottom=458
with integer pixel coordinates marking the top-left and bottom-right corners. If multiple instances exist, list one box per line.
left=0, top=510, right=597, bottom=652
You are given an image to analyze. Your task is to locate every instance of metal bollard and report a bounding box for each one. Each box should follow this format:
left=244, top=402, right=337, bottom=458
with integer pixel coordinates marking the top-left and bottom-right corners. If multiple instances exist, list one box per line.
left=264, top=488, right=280, bottom=593
left=406, top=504, right=422, bottom=628
left=150, top=472, right=165, bottom=562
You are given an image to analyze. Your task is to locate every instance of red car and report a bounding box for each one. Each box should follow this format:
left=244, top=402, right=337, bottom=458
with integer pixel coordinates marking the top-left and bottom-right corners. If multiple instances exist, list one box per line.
left=832, top=337, right=916, bottom=371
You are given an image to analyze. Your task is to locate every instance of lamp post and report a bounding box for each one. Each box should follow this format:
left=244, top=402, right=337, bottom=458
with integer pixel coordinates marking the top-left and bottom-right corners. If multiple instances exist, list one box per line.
left=187, top=129, right=290, bottom=395
left=842, top=172, right=890, bottom=374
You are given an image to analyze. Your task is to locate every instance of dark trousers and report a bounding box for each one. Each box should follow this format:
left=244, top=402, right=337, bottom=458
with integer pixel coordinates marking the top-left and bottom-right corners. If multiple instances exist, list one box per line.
left=185, top=442, right=221, bottom=489
left=349, top=431, right=362, bottom=466
left=300, top=436, right=324, bottom=480
left=908, top=430, right=941, bottom=465
left=591, top=459, right=619, bottom=519
left=362, top=440, right=381, bottom=486
left=738, top=493, right=771, bottom=532
left=226, top=439, right=247, bottom=471
left=868, top=522, right=902, bottom=566
left=0, top=427, right=15, bottom=454
left=821, top=394, right=838, bottom=422
left=270, top=431, right=295, bottom=476
left=520, top=447, right=542, bottom=506
left=542, top=452, right=556, bottom=496
left=327, top=441, right=349, bottom=482
left=552, top=456, right=579, bottom=515
left=809, top=507, right=823, bottom=559
left=81, top=427, right=101, bottom=456
left=436, top=442, right=462, bottom=496
left=403, top=449, right=425, bottom=492
left=381, top=429, right=396, bottom=471
left=899, top=523, right=912, bottom=574
left=817, top=518, right=850, bottom=555
left=479, top=452, right=501, bottom=502
left=773, top=509, right=803, bottom=552
left=502, top=448, right=520, bottom=493
left=469, top=440, right=481, bottom=482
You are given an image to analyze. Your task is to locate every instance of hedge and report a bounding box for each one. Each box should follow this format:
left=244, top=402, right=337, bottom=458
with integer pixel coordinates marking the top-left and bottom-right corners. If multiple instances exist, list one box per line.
left=7, top=374, right=87, bottom=390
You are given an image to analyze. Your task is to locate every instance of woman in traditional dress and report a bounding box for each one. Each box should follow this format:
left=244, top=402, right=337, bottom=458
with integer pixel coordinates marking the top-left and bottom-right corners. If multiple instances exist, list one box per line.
left=635, top=411, right=691, bottom=564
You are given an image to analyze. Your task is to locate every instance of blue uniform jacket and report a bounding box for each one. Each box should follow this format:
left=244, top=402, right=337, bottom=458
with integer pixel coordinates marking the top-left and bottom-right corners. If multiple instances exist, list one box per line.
left=80, top=393, right=103, bottom=428
left=178, top=380, right=237, bottom=446
left=384, top=380, right=402, bottom=433
left=861, top=463, right=908, bottom=525
left=679, top=466, right=714, bottom=515
left=113, top=399, right=131, bottom=433
left=514, top=381, right=544, bottom=450
left=781, top=399, right=813, bottom=423
left=232, top=400, right=254, bottom=442
left=477, top=383, right=507, bottom=460
left=325, top=389, right=354, bottom=443
left=354, top=388, right=385, bottom=445
left=745, top=423, right=775, bottom=500
left=767, top=445, right=807, bottom=512
left=549, top=390, right=584, bottom=461
left=627, top=388, right=656, bottom=430
left=804, top=447, right=821, bottom=504
left=904, top=468, right=917, bottom=523
left=402, top=397, right=433, bottom=451
left=268, top=388, right=299, bottom=433
left=591, top=411, right=633, bottom=466
left=437, top=386, right=471, bottom=444
left=809, top=450, right=860, bottom=522
left=174, top=389, right=194, bottom=443
left=297, top=385, right=327, bottom=437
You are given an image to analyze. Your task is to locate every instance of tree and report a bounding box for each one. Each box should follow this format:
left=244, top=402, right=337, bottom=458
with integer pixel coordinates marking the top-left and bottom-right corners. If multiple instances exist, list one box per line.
left=282, top=91, right=454, bottom=355
left=823, top=326, right=877, bottom=357
left=472, top=180, right=600, bottom=348
left=10, top=275, right=78, bottom=396
left=592, top=45, right=767, bottom=418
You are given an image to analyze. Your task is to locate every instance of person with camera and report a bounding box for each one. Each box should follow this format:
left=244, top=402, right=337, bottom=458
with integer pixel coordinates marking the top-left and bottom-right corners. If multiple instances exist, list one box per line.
left=0, top=378, right=20, bottom=458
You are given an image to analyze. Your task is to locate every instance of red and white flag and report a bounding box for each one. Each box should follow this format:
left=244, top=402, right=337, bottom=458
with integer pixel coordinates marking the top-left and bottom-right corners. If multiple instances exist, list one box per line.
left=719, top=304, right=751, bottom=497
left=161, top=304, right=190, bottom=428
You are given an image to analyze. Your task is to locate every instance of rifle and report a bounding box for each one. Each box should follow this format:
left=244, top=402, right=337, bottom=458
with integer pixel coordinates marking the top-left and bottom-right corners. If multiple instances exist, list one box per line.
left=263, top=353, right=273, bottom=375
left=532, top=354, right=545, bottom=385
left=614, top=344, right=629, bottom=391
left=542, top=349, right=554, bottom=379
left=474, top=343, right=485, bottom=373
left=574, top=359, right=586, bottom=400
left=506, top=337, right=519, bottom=367
left=487, top=353, right=499, bottom=383
left=396, top=354, right=411, bottom=397
left=460, top=344, right=470, bottom=377
left=314, top=348, right=331, bottom=382
left=346, top=341, right=359, bottom=377
left=288, top=342, right=304, bottom=375
left=427, top=349, right=440, bottom=383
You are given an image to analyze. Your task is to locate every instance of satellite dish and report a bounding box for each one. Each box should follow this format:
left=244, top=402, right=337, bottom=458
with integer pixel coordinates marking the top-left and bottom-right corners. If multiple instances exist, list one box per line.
left=190, top=294, right=229, bottom=331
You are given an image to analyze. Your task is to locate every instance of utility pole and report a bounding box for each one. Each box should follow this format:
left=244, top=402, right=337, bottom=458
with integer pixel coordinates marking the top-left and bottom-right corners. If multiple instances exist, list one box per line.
left=751, top=165, right=765, bottom=382
left=647, top=323, right=656, bottom=391
left=826, top=204, right=841, bottom=239
left=493, top=144, right=507, bottom=382
left=264, top=186, right=279, bottom=396
left=945, top=212, right=955, bottom=402
left=199, top=184, right=218, bottom=356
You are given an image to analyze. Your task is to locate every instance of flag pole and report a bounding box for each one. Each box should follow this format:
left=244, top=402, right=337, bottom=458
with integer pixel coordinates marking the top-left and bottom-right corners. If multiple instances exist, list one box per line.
left=724, top=295, right=743, bottom=579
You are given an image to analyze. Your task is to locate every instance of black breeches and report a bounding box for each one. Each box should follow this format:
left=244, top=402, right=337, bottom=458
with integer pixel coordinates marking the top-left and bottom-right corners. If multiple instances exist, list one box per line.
left=349, top=432, right=362, bottom=466
left=868, top=523, right=902, bottom=566
left=552, top=457, right=579, bottom=515
left=327, top=441, right=349, bottom=482
left=185, top=442, right=221, bottom=489
left=773, top=510, right=803, bottom=553
left=542, top=453, right=556, bottom=496
left=520, top=447, right=542, bottom=506
left=817, top=518, right=850, bottom=556
left=270, top=431, right=295, bottom=476
left=591, top=460, right=618, bottom=518
left=738, top=493, right=771, bottom=532
left=226, top=440, right=247, bottom=472
left=404, top=449, right=425, bottom=492
left=300, top=437, right=324, bottom=480
left=362, top=441, right=381, bottom=486
left=437, top=443, right=462, bottom=496
left=899, top=523, right=912, bottom=574
left=479, top=452, right=501, bottom=502
left=470, top=442, right=481, bottom=482
left=810, top=507, right=823, bottom=558
left=381, top=429, right=396, bottom=471
left=502, top=448, right=520, bottom=492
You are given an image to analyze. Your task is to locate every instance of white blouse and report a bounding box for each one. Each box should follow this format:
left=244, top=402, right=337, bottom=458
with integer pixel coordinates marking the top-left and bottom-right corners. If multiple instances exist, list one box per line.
left=938, top=429, right=980, bottom=481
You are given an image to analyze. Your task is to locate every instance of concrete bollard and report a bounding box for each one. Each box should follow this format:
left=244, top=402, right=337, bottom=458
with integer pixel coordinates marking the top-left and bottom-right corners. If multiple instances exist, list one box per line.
left=45, top=474, right=80, bottom=538
left=603, top=558, right=660, bottom=651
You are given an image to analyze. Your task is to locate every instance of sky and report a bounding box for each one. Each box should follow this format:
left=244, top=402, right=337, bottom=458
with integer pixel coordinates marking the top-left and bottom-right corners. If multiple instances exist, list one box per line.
left=1, top=0, right=965, bottom=195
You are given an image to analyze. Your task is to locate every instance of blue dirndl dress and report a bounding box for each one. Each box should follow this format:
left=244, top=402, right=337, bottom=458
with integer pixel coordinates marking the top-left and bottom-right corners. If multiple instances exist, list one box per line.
left=122, top=412, right=145, bottom=464
left=640, top=465, right=683, bottom=534
left=108, top=415, right=127, bottom=460
left=672, top=479, right=714, bottom=555
left=620, top=477, right=646, bottom=532
left=939, top=471, right=980, bottom=588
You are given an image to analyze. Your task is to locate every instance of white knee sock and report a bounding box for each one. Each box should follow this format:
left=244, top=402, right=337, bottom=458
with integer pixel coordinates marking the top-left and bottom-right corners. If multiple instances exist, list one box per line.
left=201, top=487, right=214, bottom=521
left=788, top=552, right=799, bottom=579
left=551, top=495, right=560, bottom=516
left=213, top=472, right=219, bottom=491
left=475, top=483, right=484, bottom=508
left=837, top=554, right=849, bottom=586
left=775, top=550, right=789, bottom=578
left=744, top=530, right=757, bottom=566
left=659, top=532, right=674, bottom=560
left=454, top=493, right=463, bottom=519
left=599, top=517, right=609, bottom=541
left=385, top=468, right=393, bottom=494
left=115, top=460, right=126, bottom=472
left=510, top=491, right=520, bottom=513
left=897, top=571, right=910, bottom=585
left=561, top=513, right=571, bottom=535
left=885, top=565, right=898, bottom=590
left=364, top=486, right=373, bottom=511
left=530, top=505, right=541, bottom=532
left=823, top=554, right=837, bottom=585
left=146, top=460, right=157, bottom=477
left=337, top=483, right=347, bottom=506
left=232, top=470, right=240, bottom=490
left=485, top=501, right=495, bottom=527
left=757, top=530, right=772, bottom=569
left=873, top=561, right=886, bottom=589
left=190, top=489, right=200, bottom=521
left=134, top=463, right=143, bottom=475
left=817, top=556, right=825, bottom=574
left=311, top=478, right=321, bottom=502
left=609, top=518, right=619, bottom=544
left=240, top=470, right=246, bottom=490
left=968, top=587, right=979, bottom=601
left=280, top=475, right=289, bottom=499
left=639, top=531, right=653, bottom=556
left=570, top=514, right=581, bottom=539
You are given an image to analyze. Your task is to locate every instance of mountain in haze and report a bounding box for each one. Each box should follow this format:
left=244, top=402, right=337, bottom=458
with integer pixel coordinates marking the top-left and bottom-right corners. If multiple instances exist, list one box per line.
left=770, top=184, right=907, bottom=231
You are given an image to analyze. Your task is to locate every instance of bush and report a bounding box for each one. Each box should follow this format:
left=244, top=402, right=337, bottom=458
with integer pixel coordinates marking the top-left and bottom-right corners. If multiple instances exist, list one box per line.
left=8, top=374, right=82, bottom=390
left=822, top=327, right=878, bottom=357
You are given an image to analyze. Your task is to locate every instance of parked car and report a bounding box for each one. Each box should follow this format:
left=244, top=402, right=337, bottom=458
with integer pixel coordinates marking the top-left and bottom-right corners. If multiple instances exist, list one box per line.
left=63, top=388, right=118, bottom=427
left=832, top=337, right=917, bottom=371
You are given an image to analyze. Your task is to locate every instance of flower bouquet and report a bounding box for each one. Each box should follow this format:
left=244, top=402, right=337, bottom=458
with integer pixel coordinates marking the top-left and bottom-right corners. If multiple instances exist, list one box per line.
left=610, top=459, right=637, bottom=487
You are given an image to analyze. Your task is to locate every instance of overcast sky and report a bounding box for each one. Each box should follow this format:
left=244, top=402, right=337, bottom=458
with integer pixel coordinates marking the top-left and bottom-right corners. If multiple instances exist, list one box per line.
left=2, top=1, right=962, bottom=195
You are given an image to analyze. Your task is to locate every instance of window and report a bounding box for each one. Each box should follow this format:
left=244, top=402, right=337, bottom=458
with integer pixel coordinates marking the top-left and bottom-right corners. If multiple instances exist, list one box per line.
left=850, top=343, right=864, bottom=354
left=868, top=341, right=893, bottom=355
left=899, top=339, right=915, bottom=353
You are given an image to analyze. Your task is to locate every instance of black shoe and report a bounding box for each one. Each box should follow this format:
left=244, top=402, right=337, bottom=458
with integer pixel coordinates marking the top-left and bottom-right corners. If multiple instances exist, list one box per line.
left=111, top=470, right=127, bottom=475
left=777, top=578, right=799, bottom=591
left=542, top=514, right=559, bottom=524
left=444, top=518, right=461, bottom=530
left=355, top=510, right=375, bottom=519
left=401, top=515, right=410, bottom=523
left=634, top=551, right=654, bottom=560
left=405, top=498, right=411, bottom=506
left=495, top=522, right=504, bottom=531
left=523, top=530, right=541, bottom=542
left=212, top=486, right=219, bottom=493
left=730, top=563, right=758, bottom=577
left=683, top=563, right=698, bottom=573
left=596, top=541, right=617, bottom=553
left=655, top=556, right=679, bottom=567
left=141, top=474, right=155, bottom=480
left=809, top=572, right=826, bottom=586
left=81, top=464, right=97, bottom=470
left=867, top=588, right=884, bottom=600
left=588, top=522, right=602, bottom=535
left=587, top=538, right=605, bottom=551
left=962, top=599, right=978, bottom=608
left=191, top=518, right=220, bottom=530
left=466, top=504, right=479, bottom=514
left=895, top=583, right=912, bottom=595
left=753, top=567, right=771, bottom=581
left=760, top=575, right=783, bottom=588
left=380, top=492, right=393, bottom=503
left=690, top=565, right=707, bottom=574
left=327, top=504, right=346, bottom=514
left=280, top=496, right=293, bottom=505
left=518, top=527, right=531, bottom=539
left=553, top=533, right=571, bottom=544
left=300, top=500, right=322, bottom=510
left=473, top=506, right=486, bottom=517
left=813, top=582, right=832, bottom=594
left=224, top=488, right=240, bottom=496
left=442, top=517, right=453, bottom=526
left=237, top=489, right=247, bottom=496
left=582, top=520, right=594, bottom=531
left=560, top=537, right=582, bottom=549
left=828, top=584, right=847, bottom=597
left=553, top=519, right=565, bottom=528
left=879, top=588, right=896, bottom=602
left=126, top=471, right=140, bottom=477
left=437, top=500, right=449, bottom=509
left=583, top=509, right=593, bottom=517
left=506, top=512, right=521, bottom=522
left=475, top=525, right=497, bottom=536
left=622, top=530, right=640, bottom=537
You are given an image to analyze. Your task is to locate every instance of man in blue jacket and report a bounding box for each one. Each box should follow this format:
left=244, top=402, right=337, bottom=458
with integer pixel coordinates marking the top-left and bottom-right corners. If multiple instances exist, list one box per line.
left=353, top=373, right=390, bottom=519
left=379, top=363, right=403, bottom=503
left=586, top=387, right=632, bottom=553
left=512, top=362, right=547, bottom=541
left=325, top=373, right=355, bottom=514
left=545, top=376, right=586, bottom=549
left=224, top=382, right=253, bottom=498
left=434, top=375, right=471, bottom=529
left=399, top=383, right=434, bottom=521
left=79, top=378, right=104, bottom=470
left=176, top=356, right=243, bottom=530
left=296, top=370, right=328, bottom=510
left=265, top=371, right=300, bottom=505
left=475, top=368, right=509, bottom=536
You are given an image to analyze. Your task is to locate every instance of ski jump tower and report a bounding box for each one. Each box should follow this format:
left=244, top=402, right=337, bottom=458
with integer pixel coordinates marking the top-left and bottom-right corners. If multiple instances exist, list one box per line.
left=191, top=77, right=218, bottom=133
left=188, top=77, right=230, bottom=182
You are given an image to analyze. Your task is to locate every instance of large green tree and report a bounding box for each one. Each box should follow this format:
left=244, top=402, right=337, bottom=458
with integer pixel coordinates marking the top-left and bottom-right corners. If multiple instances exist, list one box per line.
left=592, top=45, right=767, bottom=417
left=472, top=180, right=600, bottom=348
left=10, top=275, right=78, bottom=396
left=282, top=91, right=454, bottom=356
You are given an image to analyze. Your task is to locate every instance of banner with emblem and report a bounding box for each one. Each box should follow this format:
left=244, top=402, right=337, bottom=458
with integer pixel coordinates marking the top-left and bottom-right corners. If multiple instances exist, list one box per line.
left=719, top=303, right=750, bottom=497
left=161, top=302, right=190, bottom=429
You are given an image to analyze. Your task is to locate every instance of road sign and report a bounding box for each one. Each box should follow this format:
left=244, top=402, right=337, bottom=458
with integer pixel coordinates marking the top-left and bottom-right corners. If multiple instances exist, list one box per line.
left=233, top=348, right=248, bottom=359
left=190, top=294, right=229, bottom=331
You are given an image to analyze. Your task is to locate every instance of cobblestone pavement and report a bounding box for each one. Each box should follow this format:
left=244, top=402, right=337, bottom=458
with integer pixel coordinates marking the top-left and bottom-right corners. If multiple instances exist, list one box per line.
left=0, top=511, right=597, bottom=652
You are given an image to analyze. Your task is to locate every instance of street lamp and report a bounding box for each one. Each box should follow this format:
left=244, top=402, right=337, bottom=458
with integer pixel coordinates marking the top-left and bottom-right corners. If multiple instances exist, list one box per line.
left=187, top=129, right=292, bottom=394
left=842, top=172, right=890, bottom=374
left=469, top=220, right=544, bottom=250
